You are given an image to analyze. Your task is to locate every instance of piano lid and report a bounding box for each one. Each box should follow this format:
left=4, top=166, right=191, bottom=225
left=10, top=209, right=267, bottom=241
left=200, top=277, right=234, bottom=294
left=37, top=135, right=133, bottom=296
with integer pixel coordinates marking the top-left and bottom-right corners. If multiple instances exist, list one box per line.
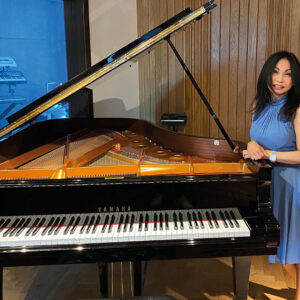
left=0, top=0, right=216, bottom=139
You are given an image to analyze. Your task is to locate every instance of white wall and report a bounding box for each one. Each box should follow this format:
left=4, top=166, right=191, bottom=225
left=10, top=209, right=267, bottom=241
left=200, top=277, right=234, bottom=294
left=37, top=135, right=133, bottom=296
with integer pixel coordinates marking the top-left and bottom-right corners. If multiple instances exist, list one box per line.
left=88, top=0, right=139, bottom=118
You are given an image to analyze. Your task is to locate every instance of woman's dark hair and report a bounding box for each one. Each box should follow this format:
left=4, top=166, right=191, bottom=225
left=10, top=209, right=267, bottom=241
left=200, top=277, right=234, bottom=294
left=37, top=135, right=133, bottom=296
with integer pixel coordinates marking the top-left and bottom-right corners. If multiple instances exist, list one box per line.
left=252, top=51, right=300, bottom=122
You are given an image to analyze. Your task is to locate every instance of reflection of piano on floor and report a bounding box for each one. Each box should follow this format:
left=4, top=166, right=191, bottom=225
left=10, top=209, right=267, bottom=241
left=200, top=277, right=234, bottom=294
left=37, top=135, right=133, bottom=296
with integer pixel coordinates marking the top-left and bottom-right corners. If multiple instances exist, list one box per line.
left=0, top=57, right=27, bottom=120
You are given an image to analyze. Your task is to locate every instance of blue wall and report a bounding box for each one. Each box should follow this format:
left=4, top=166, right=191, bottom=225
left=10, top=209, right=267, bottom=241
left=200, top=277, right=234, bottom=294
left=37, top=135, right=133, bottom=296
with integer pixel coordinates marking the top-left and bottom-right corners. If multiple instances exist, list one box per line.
left=0, top=0, right=69, bottom=130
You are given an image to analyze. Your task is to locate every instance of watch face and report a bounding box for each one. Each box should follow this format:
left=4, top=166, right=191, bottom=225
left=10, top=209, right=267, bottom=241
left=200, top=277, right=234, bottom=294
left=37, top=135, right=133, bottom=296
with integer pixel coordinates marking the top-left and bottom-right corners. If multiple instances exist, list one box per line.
left=269, top=152, right=276, bottom=162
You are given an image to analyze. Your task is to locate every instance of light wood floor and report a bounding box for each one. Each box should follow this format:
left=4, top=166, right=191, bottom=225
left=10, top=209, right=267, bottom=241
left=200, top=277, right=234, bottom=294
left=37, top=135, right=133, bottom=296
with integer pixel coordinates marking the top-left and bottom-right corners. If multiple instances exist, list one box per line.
left=3, top=256, right=296, bottom=300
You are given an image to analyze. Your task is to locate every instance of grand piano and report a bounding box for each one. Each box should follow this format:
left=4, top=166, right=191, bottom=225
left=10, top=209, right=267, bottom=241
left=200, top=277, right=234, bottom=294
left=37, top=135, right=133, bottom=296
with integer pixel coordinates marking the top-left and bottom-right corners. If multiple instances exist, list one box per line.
left=0, top=1, right=279, bottom=299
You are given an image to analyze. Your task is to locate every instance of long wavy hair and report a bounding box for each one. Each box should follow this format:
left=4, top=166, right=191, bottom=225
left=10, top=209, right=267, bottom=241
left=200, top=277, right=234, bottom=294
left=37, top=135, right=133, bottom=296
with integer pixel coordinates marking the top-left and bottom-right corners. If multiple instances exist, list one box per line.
left=252, top=51, right=300, bottom=122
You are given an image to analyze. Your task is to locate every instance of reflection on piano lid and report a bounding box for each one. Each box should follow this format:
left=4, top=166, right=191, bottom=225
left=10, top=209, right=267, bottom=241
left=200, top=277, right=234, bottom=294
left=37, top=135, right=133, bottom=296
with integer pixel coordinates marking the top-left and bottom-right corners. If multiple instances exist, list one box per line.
left=0, top=70, right=27, bottom=84
left=1, top=0, right=217, bottom=139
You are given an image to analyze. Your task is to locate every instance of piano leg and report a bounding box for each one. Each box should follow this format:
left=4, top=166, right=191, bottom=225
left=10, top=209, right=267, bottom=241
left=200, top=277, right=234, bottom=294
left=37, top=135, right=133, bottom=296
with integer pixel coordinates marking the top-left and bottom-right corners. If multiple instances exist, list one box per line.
left=134, top=260, right=142, bottom=296
left=98, top=262, right=108, bottom=297
left=0, top=266, right=2, bottom=300
left=232, top=256, right=252, bottom=300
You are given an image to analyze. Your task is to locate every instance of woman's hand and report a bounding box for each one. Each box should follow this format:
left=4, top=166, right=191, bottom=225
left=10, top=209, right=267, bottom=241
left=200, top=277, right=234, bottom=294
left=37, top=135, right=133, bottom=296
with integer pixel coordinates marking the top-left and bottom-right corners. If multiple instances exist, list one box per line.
left=243, top=140, right=268, bottom=160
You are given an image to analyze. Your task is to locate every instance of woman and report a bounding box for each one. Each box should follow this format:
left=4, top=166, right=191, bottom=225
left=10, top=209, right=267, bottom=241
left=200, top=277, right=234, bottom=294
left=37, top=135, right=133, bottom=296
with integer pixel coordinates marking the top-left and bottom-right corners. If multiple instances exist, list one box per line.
left=242, top=51, right=300, bottom=299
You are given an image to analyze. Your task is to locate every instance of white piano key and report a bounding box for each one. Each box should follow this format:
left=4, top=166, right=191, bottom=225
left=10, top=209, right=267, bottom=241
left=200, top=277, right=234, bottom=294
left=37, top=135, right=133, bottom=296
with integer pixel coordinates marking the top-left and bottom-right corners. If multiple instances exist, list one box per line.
left=90, top=219, right=103, bottom=244
left=52, top=214, right=72, bottom=245
left=236, top=219, right=250, bottom=237
left=78, top=213, right=99, bottom=244
left=146, top=211, right=157, bottom=241
left=0, top=216, right=18, bottom=245
left=8, top=216, right=33, bottom=247
left=134, top=212, right=145, bottom=242
left=30, top=216, right=53, bottom=246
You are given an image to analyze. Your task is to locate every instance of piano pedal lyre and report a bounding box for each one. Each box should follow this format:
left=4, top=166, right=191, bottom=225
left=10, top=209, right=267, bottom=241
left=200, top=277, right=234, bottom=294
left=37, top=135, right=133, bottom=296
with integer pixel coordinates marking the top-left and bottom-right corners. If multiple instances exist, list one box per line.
left=98, top=261, right=136, bottom=299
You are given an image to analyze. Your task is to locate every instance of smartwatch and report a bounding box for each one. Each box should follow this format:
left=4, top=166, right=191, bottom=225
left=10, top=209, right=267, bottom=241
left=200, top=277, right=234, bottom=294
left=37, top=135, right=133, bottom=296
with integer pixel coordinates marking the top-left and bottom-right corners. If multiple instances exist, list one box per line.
left=269, top=151, right=277, bottom=162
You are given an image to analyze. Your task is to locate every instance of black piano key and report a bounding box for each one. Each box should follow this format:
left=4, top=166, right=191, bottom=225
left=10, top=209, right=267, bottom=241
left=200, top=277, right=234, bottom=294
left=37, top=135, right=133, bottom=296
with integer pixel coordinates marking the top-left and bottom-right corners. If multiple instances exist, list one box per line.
left=205, top=211, right=214, bottom=229
left=80, top=216, right=90, bottom=234
left=179, top=212, right=184, bottom=230
left=173, top=212, right=178, bottom=230
left=86, top=215, right=95, bottom=234
left=70, top=216, right=81, bottom=234
left=153, top=213, right=158, bottom=231
left=205, top=211, right=213, bottom=229
left=118, top=214, right=124, bottom=232
left=9, top=218, right=26, bottom=237
left=211, top=211, right=220, bottom=228
left=42, top=217, right=55, bottom=235
left=102, top=215, right=109, bottom=233
left=64, top=216, right=75, bottom=234
left=16, top=217, right=32, bottom=236
left=0, top=218, right=11, bottom=232
left=108, top=215, right=115, bottom=233
left=165, top=212, right=169, bottom=230
left=192, top=211, right=199, bottom=228
left=145, top=213, right=149, bottom=231
left=48, top=217, right=61, bottom=235
left=10, top=217, right=27, bottom=236
left=92, top=215, right=101, bottom=234
left=138, top=213, right=143, bottom=232
left=219, top=210, right=228, bottom=228
left=123, top=214, right=129, bottom=232
left=0, top=218, right=5, bottom=228
left=224, top=211, right=234, bottom=228
left=187, top=212, right=193, bottom=229
left=55, top=216, right=66, bottom=235
left=32, top=217, right=46, bottom=236
left=197, top=211, right=204, bottom=228
left=230, top=210, right=240, bottom=228
left=26, top=217, right=40, bottom=236
left=159, top=213, right=163, bottom=231
left=3, top=218, right=20, bottom=237
left=129, top=214, right=135, bottom=232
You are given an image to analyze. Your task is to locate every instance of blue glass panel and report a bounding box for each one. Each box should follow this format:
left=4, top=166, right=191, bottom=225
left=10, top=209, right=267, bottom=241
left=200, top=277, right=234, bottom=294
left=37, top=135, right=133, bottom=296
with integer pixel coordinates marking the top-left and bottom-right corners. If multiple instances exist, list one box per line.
left=0, top=0, right=69, bottom=134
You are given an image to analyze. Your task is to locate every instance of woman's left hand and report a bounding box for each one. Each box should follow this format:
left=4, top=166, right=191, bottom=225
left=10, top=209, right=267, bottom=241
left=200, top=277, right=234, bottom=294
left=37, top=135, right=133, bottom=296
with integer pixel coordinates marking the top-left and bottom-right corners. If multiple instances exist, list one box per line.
left=242, top=150, right=250, bottom=159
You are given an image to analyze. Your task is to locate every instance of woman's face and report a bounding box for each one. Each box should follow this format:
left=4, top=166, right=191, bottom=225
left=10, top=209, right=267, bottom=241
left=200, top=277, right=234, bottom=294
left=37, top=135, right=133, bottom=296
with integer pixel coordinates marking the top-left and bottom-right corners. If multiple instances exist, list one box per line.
left=270, top=58, right=293, bottom=100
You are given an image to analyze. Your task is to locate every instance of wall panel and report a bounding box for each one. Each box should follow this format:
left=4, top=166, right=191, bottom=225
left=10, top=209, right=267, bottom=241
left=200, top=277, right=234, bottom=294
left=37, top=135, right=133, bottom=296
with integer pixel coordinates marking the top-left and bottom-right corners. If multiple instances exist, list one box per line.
left=137, top=0, right=300, bottom=143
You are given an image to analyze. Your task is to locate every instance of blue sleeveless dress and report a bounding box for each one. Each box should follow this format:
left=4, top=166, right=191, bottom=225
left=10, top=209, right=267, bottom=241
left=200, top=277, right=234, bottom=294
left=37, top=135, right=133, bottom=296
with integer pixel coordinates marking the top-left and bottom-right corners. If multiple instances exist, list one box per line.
left=250, top=95, right=300, bottom=265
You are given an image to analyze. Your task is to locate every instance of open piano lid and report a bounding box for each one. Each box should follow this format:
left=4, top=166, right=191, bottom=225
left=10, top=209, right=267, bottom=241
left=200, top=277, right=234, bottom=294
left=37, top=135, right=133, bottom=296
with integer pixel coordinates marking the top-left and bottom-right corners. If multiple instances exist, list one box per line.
left=0, top=0, right=216, bottom=139
left=0, top=0, right=258, bottom=180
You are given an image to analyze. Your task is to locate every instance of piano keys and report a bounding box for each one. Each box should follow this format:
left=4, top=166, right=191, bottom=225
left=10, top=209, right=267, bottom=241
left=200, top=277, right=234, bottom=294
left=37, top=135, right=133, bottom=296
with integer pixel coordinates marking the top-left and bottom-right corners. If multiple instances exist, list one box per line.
left=0, top=208, right=250, bottom=249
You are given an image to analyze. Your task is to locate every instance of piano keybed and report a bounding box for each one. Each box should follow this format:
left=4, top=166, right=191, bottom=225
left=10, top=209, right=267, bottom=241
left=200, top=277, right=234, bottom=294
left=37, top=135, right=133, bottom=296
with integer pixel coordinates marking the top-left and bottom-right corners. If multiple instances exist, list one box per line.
left=0, top=208, right=250, bottom=249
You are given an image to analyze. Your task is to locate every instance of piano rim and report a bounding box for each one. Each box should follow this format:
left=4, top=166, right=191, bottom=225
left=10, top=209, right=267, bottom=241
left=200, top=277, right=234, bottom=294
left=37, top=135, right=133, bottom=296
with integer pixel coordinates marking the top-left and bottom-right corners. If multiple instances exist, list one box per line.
left=0, top=235, right=279, bottom=254
left=0, top=236, right=280, bottom=268
left=0, top=173, right=259, bottom=188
